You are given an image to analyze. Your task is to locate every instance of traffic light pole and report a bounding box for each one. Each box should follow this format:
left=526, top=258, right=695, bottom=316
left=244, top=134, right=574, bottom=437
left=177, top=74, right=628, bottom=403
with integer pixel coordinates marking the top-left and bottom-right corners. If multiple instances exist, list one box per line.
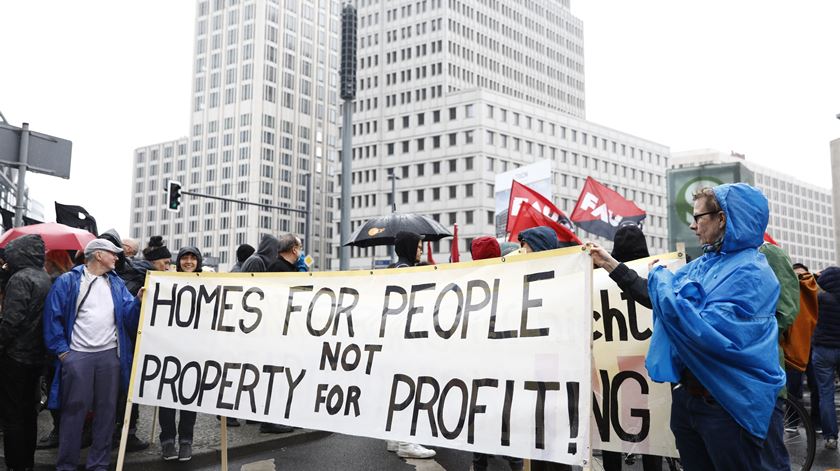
left=179, top=189, right=308, bottom=216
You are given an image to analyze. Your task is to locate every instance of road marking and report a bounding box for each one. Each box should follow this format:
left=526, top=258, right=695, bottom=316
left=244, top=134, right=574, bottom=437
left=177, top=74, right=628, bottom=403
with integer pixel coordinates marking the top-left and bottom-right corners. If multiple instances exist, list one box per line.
left=405, top=458, right=447, bottom=470
left=241, top=458, right=276, bottom=471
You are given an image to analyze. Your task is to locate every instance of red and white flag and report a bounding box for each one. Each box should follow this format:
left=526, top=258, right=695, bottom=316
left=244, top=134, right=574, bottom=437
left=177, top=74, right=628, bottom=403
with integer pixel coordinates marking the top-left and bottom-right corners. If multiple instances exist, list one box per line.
left=505, top=180, right=573, bottom=234
left=570, top=177, right=646, bottom=240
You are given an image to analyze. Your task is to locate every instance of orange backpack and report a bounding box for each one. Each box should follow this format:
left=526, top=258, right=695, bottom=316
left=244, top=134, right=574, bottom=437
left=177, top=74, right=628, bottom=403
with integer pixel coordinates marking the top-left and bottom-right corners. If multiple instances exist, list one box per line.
left=782, top=273, right=819, bottom=372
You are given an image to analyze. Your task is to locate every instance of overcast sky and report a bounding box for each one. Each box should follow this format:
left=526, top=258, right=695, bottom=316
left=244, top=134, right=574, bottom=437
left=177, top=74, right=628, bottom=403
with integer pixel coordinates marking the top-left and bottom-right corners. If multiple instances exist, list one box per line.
left=1, top=1, right=838, bottom=237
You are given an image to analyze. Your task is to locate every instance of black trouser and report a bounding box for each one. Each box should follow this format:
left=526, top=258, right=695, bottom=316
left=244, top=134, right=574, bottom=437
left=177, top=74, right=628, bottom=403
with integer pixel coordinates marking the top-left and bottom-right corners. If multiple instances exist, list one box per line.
left=602, top=450, right=663, bottom=471
left=0, top=356, right=42, bottom=469
left=115, top=389, right=140, bottom=433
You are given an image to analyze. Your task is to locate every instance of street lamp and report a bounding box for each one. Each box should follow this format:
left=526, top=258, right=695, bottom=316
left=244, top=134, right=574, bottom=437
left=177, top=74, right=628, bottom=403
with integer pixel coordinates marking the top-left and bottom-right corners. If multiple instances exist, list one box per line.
left=387, top=173, right=400, bottom=261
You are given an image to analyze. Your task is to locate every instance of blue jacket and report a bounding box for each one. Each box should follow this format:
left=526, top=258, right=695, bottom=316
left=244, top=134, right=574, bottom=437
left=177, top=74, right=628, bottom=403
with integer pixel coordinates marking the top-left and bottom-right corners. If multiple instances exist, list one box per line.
left=43, top=265, right=141, bottom=409
left=646, top=183, right=784, bottom=439
left=814, top=266, right=840, bottom=348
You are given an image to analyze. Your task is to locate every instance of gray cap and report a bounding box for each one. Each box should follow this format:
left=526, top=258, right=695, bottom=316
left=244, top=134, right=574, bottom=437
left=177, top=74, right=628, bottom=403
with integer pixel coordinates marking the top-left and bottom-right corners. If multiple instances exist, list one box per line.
left=84, top=238, right=123, bottom=259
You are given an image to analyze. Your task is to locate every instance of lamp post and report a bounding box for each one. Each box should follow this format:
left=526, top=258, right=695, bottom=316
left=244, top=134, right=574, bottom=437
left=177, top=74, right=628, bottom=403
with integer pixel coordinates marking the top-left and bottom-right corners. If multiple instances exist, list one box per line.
left=388, top=173, right=400, bottom=261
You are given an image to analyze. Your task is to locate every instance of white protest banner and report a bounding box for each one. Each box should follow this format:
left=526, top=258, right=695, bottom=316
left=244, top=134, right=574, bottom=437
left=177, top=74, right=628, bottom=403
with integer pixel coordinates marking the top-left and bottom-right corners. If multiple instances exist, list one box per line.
left=129, top=247, right=593, bottom=466
left=591, top=253, right=683, bottom=458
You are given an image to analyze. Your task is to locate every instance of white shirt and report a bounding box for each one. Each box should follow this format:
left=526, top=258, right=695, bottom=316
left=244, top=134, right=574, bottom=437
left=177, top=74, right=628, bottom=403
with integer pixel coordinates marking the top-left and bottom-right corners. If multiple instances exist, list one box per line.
left=70, top=267, right=117, bottom=352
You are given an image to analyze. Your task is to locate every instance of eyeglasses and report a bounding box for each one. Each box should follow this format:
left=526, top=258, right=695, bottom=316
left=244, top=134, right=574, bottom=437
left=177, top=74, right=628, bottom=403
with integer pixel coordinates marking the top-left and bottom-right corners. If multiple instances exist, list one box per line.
left=691, top=210, right=720, bottom=223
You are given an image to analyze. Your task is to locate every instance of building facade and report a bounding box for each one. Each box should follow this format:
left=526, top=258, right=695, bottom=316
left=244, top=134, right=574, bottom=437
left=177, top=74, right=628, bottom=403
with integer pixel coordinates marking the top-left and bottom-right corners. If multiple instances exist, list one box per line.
left=341, top=0, right=668, bottom=268
left=130, top=0, right=342, bottom=269
left=672, top=149, right=835, bottom=270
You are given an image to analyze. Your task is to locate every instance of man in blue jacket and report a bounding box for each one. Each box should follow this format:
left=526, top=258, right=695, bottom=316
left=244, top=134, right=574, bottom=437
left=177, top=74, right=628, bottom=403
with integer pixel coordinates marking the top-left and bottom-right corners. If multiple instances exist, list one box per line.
left=646, top=183, right=784, bottom=470
left=43, top=238, right=143, bottom=471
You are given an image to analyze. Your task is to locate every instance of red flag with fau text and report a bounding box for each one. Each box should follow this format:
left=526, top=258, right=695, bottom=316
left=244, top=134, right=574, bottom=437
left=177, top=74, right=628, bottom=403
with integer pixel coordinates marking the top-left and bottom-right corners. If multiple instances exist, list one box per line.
left=570, top=177, right=646, bottom=240
left=508, top=201, right=582, bottom=245
left=505, top=180, right=573, bottom=234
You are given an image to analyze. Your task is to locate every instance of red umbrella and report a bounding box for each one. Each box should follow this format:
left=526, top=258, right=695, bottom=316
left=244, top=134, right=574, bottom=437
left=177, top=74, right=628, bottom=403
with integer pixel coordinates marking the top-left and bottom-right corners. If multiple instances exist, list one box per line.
left=0, top=222, right=97, bottom=251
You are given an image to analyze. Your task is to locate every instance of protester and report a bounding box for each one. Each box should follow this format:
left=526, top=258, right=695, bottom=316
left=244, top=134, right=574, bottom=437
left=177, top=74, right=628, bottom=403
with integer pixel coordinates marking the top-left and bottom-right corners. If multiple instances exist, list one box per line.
left=37, top=249, right=76, bottom=450
left=0, top=235, right=52, bottom=471
left=384, top=230, right=436, bottom=460
left=44, top=249, right=74, bottom=281
left=812, top=265, right=840, bottom=450
left=231, top=243, right=255, bottom=273
left=43, top=238, right=143, bottom=471
left=758, top=243, right=800, bottom=470
left=588, top=224, right=663, bottom=471
left=241, top=234, right=280, bottom=273
left=238, top=234, right=293, bottom=434
left=157, top=246, right=204, bottom=461
left=645, top=183, right=783, bottom=470
left=268, top=234, right=302, bottom=272
left=121, top=238, right=139, bottom=259
left=517, top=226, right=573, bottom=471
left=98, top=229, right=151, bottom=451
left=469, top=236, right=524, bottom=471
left=500, top=241, right=520, bottom=256
left=518, top=226, right=560, bottom=253
left=389, top=231, right=424, bottom=268
left=788, top=263, right=822, bottom=431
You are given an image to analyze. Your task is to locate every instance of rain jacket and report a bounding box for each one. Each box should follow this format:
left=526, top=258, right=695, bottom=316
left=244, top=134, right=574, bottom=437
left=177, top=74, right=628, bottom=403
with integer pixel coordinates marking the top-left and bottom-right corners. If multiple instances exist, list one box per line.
left=0, top=234, right=52, bottom=364
left=241, top=234, right=279, bottom=273
left=646, top=183, right=784, bottom=439
left=813, top=266, right=840, bottom=348
left=759, top=243, right=800, bottom=384
left=42, top=264, right=141, bottom=409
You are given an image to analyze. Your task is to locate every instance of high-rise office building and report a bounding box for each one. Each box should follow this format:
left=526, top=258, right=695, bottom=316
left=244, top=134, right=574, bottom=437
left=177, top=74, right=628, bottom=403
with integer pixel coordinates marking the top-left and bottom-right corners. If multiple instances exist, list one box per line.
left=131, top=0, right=342, bottom=269
left=672, top=149, right=835, bottom=270
left=341, top=0, right=669, bottom=267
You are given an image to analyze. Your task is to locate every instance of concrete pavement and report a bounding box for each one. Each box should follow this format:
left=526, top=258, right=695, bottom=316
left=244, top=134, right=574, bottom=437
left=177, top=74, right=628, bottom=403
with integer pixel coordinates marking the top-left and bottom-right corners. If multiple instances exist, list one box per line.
left=0, top=404, right=329, bottom=470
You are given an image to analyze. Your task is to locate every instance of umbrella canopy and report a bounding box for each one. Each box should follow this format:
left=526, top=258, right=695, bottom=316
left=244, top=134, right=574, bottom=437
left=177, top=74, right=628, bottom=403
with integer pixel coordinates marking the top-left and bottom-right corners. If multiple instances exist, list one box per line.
left=344, top=213, right=452, bottom=247
left=0, top=222, right=97, bottom=251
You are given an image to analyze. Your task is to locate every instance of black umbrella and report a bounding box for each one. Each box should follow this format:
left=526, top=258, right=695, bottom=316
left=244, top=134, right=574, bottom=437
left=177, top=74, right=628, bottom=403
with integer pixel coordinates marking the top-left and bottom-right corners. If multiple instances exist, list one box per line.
left=344, top=213, right=452, bottom=247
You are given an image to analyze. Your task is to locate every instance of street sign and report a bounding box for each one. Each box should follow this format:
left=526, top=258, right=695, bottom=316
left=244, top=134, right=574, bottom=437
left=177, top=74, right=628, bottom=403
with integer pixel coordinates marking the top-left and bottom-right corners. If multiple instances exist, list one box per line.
left=0, top=122, right=72, bottom=178
left=373, top=259, right=391, bottom=268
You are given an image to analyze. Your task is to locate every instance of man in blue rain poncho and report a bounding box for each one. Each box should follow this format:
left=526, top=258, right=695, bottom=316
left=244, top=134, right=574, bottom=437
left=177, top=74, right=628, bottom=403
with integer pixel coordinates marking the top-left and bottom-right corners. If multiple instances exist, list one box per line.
left=646, top=183, right=784, bottom=471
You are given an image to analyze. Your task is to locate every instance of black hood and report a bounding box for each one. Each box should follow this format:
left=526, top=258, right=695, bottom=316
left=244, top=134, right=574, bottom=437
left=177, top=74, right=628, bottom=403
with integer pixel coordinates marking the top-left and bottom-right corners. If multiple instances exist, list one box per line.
left=255, top=234, right=280, bottom=266
left=4, top=234, right=46, bottom=272
left=176, top=246, right=203, bottom=272
left=611, top=225, right=650, bottom=263
left=817, top=266, right=840, bottom=297
left=394, top=231, right=423, bottom=263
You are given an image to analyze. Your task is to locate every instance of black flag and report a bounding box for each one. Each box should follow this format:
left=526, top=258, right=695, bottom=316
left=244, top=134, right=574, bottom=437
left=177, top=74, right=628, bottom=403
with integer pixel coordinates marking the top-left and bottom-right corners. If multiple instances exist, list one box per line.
left=55, top=202, right=98, bottom=236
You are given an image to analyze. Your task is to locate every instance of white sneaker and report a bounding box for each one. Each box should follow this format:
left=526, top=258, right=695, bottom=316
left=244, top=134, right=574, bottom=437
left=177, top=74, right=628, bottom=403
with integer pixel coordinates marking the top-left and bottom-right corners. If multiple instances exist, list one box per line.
left=397, top=442, right=436, bottom=459
left=826, top=438, right=838, bottom=450
left=386, top=440, right=399, bottom=452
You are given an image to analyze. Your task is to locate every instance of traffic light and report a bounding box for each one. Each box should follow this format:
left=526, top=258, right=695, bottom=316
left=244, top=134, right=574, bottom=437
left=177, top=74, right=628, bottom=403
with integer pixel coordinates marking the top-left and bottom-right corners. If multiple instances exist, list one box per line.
left=166, top=180, right=182, bottom=212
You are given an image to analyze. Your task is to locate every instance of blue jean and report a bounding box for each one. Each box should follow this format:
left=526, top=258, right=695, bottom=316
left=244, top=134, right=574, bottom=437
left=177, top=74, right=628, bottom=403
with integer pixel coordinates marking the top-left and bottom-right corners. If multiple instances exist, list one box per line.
left=811, top=345, right=840, bottom=439
left=670, top=386, right=764, bottom=471
left=56, top=349, right=120, bottom=471
left=159, top=407, right=197, bottom=444
left=758, top=397, right=790, bottom=471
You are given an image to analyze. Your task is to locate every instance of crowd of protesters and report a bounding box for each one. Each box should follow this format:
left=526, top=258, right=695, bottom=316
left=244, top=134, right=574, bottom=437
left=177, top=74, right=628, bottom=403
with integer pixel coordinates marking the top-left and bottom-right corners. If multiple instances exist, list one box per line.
left=0, top=181, right=839, bottom=470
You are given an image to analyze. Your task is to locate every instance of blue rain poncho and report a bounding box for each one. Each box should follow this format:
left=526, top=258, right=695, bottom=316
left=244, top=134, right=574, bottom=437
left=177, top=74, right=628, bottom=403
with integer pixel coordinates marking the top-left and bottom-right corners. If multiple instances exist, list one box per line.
left=645, top=183, right=784, bottom=439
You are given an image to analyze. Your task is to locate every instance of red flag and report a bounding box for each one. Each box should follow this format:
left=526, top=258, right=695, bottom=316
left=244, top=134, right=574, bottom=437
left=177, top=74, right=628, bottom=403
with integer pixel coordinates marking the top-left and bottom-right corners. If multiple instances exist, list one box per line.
left=570, top=177, right=646, bottom=240
left=763, top=232, right=780, bottom=246
left=506, top=180, right=573, bottom=233
left=450, top=223, right=460, bottom=262
left=508, top=201, right=582, bottom=245
left=426, top=240, right=436, bottom=264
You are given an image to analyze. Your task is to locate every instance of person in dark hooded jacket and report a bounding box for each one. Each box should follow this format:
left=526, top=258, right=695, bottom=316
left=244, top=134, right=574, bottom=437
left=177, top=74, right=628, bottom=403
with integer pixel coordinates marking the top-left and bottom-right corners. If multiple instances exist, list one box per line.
left=238, top=234, right=293, bottom=434
left=230, top=244, right=255, bottom=273
left=157, top=247, right=204, bottom=461
left=587, top=225, right=663, bottom=471
left=0, top=234, right=52, bottom=471
left=390, top=231, right=424, bottom=268
left=812, top=265, right=840, bottom=450
left=241, top=234, right=280, bottom=273
left=518, top=226, right=560, bottom=253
